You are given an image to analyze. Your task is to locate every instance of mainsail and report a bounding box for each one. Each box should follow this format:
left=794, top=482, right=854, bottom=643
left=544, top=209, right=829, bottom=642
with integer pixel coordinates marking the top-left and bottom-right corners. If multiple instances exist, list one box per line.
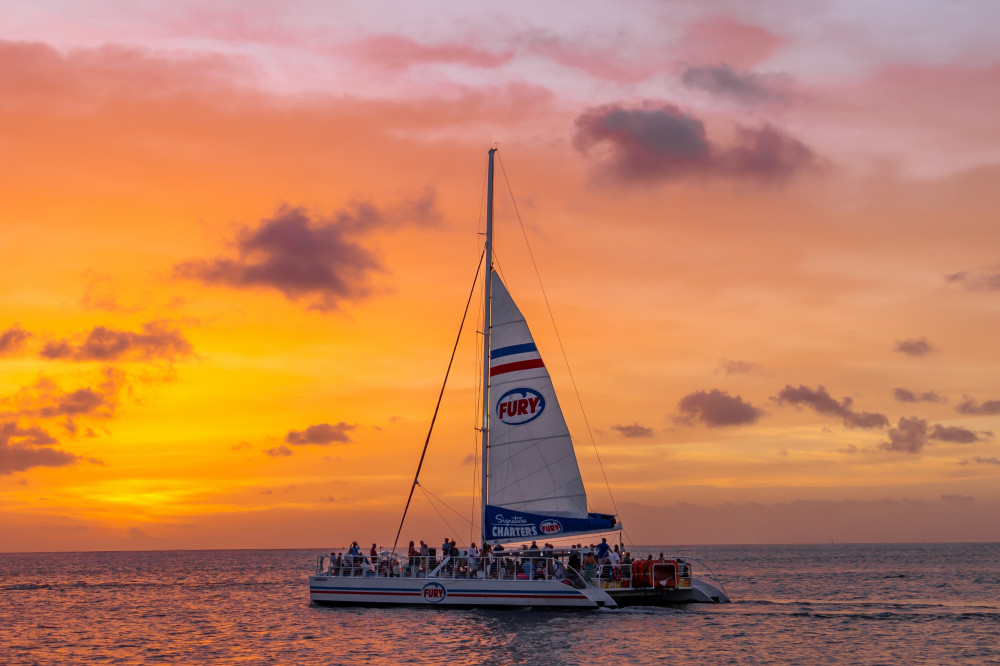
left=485, top=274, right=617, bottom=543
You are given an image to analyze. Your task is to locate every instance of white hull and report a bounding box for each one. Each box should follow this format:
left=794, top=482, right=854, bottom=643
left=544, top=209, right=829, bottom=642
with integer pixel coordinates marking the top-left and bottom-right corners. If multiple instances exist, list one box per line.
left=308, top=574, right=617, bottom=609
left=605, top=577, right=730, bottom=605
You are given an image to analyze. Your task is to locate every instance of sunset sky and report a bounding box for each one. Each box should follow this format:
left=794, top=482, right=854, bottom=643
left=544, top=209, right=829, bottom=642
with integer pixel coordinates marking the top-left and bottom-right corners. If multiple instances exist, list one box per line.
left=2, top=0, right=999, bottom=552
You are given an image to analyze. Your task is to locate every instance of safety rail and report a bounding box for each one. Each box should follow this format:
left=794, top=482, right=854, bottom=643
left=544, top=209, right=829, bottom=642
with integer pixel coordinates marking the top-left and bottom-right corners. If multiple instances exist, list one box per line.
left=315, top=550, right=695, bottom=592
left=315, top=550, right=587, bottom=587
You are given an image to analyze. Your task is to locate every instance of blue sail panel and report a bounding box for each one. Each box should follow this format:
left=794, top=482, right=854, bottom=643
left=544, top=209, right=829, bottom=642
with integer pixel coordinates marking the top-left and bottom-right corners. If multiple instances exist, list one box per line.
left=485, top=505, right=618, bottom=543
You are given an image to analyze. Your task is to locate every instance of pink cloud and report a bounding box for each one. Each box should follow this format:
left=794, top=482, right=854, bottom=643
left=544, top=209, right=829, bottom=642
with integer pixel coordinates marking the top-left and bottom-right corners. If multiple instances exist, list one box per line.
left=518, top=31, right=657, bottom=83
left=0, top=41, right=256, bottom=109
left=352, top=34, right=514, bottom=71
left=677, top=17, right=787, bottom=68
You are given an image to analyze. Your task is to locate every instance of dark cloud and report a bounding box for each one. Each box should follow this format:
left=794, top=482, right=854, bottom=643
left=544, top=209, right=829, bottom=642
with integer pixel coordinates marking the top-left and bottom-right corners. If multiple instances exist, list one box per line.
left=611, top=423, right=654, bottom=438
left=286, top=422, right=356, bottom=445
left=945, top=266, right=1000, bottom=291
left=681, top=63, right=787, bottom=105
left=894, top=338, right=935, bottom=357
left=879, top=418, right=988, bottom=453
left=773, top=385, right=889, bottom=429
left=676, top=389, right=764, bottom=427
left=0, top=422, right=57, bottom=446
left=3, top=368, right=125, bottom=424
left=956, top=396, right=1000, bottom=415
left=175, top=197, right=440, bottom=311
left=0, top=324, right=31, bottom=356
left=573, top=102, right=817, bottom=184
left=716, top=359, right=762, bottom=375
left=960, top=456, right=1000, bottom=465
left=881, top=416, right=929, bottom=453
left=0, top=422, right=80, bottom=475
left=940, top=494, right=974, bottom=503
left=265, top=445, right=292, bottom=457
left=41, top=321, right=192, bottom=362
left=893, top=388, right=945, bottom=403
left=929, top=424, right=992, bottom=444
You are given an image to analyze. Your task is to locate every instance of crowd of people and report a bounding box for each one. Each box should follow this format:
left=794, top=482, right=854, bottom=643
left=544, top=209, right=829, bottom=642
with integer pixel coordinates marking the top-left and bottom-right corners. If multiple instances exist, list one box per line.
left=324, top=536, right=645, bottom=583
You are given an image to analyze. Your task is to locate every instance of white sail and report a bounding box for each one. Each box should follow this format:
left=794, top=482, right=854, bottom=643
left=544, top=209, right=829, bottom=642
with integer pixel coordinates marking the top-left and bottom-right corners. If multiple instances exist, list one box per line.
left=487, top=274, right=589, bottom=519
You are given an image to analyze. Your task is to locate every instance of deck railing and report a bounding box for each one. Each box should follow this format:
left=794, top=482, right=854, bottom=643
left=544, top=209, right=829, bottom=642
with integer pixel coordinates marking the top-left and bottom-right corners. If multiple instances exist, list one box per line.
left=314, top=549, right=690, bottom=590
left=315, top=550, right=590, bottom=587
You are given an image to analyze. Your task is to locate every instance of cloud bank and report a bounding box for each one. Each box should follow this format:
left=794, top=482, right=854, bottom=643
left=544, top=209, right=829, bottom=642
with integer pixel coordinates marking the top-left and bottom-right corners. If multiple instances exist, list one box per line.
left=573, top=102, right=817, bottom=184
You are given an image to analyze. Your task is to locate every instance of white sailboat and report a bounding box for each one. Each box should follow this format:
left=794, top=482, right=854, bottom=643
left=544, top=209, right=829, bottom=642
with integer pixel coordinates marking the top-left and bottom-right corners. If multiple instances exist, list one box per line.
left=308, top=149, right=729, bottom=608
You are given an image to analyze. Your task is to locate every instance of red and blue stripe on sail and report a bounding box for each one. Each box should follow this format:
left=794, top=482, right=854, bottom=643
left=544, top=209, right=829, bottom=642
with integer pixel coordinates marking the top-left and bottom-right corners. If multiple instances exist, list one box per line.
left=490, top=342, right=544, bottom=377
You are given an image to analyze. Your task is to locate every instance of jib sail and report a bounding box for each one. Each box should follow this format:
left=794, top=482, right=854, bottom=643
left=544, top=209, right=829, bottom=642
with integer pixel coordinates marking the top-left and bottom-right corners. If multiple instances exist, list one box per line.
left=485, top=274, right=617, bottom=543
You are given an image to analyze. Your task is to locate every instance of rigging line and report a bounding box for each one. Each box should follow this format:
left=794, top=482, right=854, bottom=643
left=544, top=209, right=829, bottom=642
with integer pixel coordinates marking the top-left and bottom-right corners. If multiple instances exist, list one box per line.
left=390, top=248, right=486, bottom=556
left=495, top=153, right=622, bottom=522
left=419, top=483, right=478, bottom=530
left=417, top=486, right=465, bottom=543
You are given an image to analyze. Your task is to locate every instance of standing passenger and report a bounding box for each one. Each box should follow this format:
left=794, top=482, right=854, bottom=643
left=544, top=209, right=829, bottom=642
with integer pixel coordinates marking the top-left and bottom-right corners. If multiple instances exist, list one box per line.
left=468, top=542, right=480, bottom=578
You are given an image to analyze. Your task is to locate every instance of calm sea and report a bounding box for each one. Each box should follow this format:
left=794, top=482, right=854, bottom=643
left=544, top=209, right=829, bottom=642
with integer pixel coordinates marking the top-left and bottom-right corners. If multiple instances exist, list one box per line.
left=2, top=543, right=998, bottom=664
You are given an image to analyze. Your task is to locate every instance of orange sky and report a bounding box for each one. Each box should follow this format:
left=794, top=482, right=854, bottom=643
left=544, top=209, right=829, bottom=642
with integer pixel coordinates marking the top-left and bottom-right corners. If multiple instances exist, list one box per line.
left=2, top=2, right=1000, bottom=551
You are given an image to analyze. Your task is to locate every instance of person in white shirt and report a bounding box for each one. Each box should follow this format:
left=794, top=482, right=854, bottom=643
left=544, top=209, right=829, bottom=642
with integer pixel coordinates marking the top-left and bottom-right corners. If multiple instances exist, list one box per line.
left=609, top=547, right=621, bottom=581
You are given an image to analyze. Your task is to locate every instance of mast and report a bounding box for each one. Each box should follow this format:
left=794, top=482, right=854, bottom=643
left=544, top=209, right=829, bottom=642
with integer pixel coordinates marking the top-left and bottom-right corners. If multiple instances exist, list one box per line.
left=480, top=147, right=496, bottom=547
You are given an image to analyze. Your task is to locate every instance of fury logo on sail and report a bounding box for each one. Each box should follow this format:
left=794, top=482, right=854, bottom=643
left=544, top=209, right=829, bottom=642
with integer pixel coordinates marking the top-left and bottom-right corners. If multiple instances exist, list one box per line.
left=496, top=388, right=545, bottom=425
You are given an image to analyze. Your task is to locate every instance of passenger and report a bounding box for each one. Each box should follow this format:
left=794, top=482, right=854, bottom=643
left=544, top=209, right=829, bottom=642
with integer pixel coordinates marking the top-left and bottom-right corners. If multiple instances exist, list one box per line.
left=419, top=540, right=429, bottom=572
left=370, top=543, right=378, bottom=558
left=442, top=537, right=451, bottom=556
left=553, top=559, right=567, bottom=581
left=583, top=551, right=597, bottom=583
left=568, top=548, right=581, bottom=573
left=447, top=540, right=459, bottom=575
left=348, top=541, right=361, bottom=573
left=609, top=546, right=621, bottom=581
left=408, top=540, right=418, bottom=574
left=468, top=542, right=480, bottom=578
left=482, top=543, right=495, bottom=578
left=595, top=537, right=611, bottom=561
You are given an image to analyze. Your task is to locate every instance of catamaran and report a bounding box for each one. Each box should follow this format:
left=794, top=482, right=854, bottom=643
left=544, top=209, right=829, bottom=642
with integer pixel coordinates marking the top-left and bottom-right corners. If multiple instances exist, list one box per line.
left=308, top=148, right=729, bottom=608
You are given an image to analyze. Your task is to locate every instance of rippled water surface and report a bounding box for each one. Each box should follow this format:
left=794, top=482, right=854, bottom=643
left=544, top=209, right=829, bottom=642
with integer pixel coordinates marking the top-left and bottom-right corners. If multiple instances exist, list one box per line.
left=2, top=543, right=998, bottom=664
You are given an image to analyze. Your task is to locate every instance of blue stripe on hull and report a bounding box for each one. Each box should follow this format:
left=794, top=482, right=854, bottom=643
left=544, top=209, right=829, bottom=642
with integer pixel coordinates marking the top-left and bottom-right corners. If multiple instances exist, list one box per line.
left=308, top=580, right=594, bottom=607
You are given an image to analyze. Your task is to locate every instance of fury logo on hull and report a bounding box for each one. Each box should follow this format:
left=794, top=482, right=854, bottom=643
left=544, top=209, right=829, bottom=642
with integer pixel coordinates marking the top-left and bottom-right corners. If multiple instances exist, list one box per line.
left=422, top=582, right=447, bottom=603
left=496, top=388, right=545, bottom=425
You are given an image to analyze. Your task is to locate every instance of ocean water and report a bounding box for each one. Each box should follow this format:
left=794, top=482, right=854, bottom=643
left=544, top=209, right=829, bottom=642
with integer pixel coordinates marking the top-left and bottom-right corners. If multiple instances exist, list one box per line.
left=2, top=543, right=998, bottom=664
